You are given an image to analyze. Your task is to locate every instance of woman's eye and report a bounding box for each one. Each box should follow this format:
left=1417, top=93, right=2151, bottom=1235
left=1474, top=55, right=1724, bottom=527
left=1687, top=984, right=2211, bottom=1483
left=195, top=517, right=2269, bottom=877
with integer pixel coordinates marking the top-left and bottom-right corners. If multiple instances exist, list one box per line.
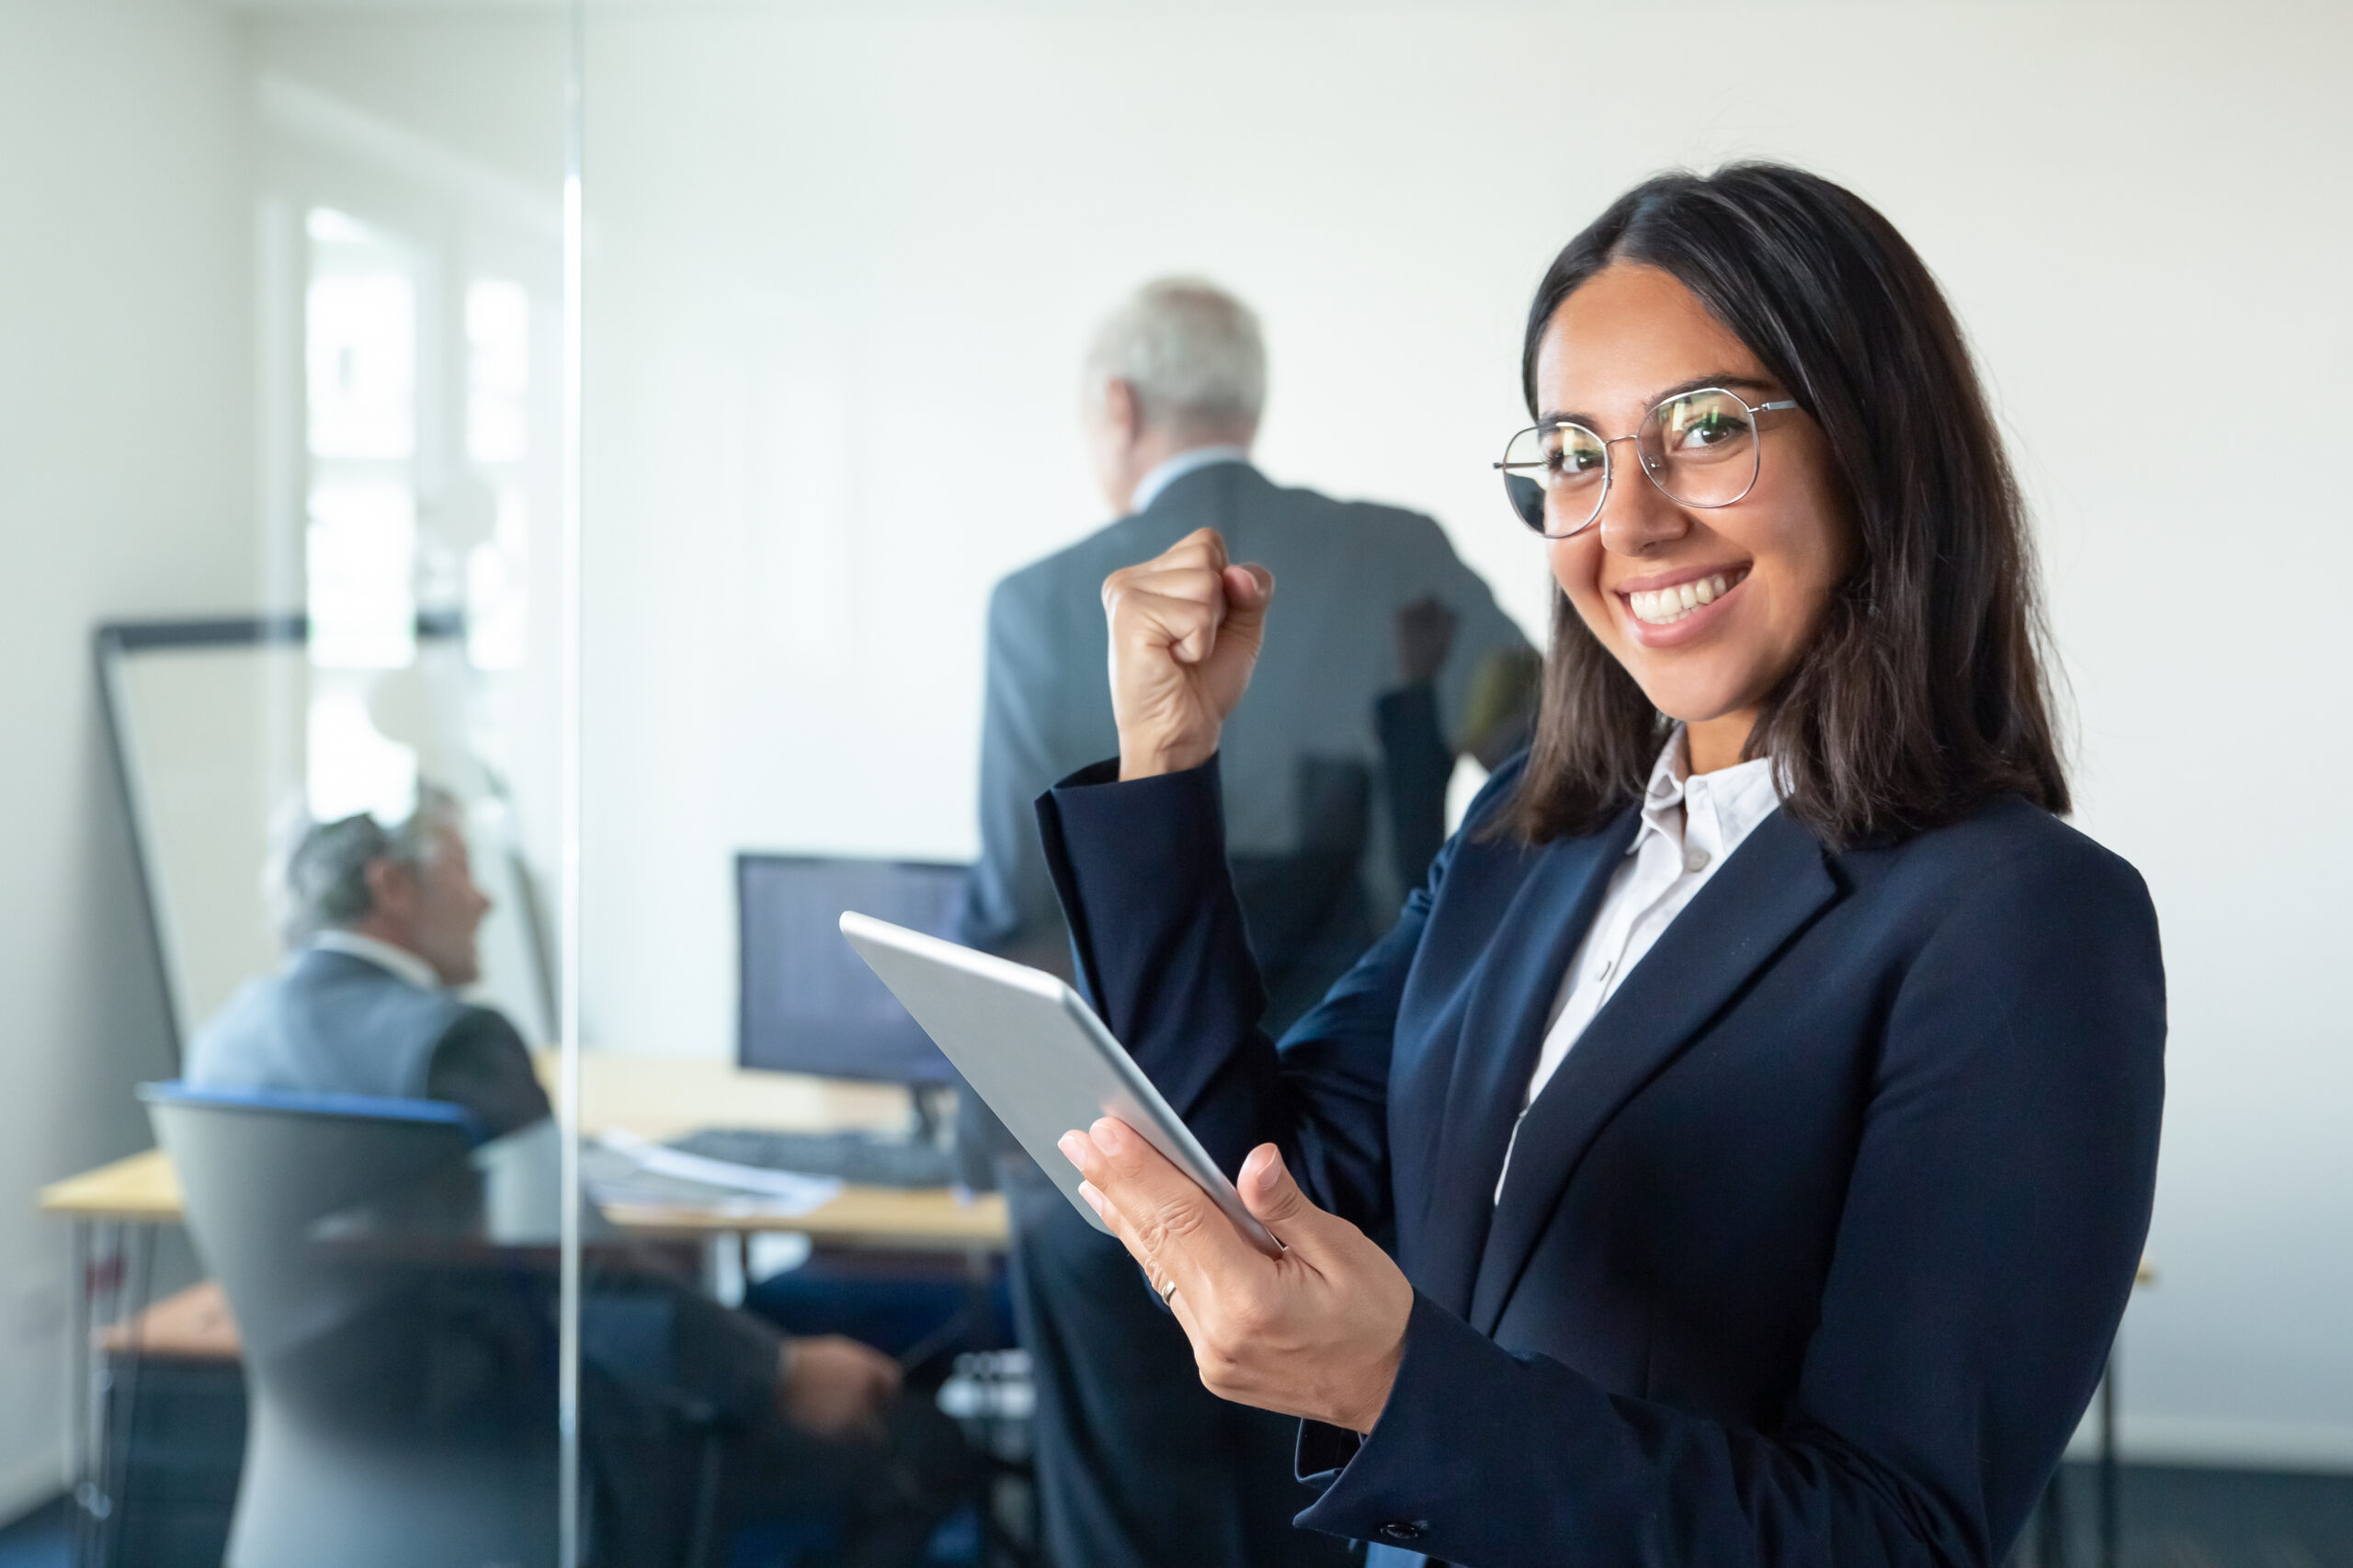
left=1549, top=434, right=1605, bottom=474
left=1672, top=413, right=1748, bottom=450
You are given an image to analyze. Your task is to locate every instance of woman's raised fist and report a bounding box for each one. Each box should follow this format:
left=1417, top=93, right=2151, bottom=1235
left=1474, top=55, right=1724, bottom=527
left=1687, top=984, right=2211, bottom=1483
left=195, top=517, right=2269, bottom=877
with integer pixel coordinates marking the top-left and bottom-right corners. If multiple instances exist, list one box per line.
left=1099, top=528, right=1275, bottom=779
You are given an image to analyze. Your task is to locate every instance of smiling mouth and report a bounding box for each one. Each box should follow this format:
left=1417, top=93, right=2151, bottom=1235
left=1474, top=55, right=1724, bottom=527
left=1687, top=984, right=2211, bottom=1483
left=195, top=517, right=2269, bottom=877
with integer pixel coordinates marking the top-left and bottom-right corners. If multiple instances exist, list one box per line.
left=1624, top=568, right=1750, bottom=627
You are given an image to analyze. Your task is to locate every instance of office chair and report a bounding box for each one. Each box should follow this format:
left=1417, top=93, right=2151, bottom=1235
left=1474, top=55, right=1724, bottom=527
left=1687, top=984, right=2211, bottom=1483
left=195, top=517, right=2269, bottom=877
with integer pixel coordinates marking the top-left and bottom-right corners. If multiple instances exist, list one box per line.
left=141, top=1083, right=561, bottom=1568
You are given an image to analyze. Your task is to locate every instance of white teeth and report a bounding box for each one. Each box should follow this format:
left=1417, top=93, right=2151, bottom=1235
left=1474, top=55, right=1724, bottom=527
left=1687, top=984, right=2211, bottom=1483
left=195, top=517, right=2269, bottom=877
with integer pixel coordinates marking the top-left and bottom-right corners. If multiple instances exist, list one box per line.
left=1628, top=571, right=1741, bottom=625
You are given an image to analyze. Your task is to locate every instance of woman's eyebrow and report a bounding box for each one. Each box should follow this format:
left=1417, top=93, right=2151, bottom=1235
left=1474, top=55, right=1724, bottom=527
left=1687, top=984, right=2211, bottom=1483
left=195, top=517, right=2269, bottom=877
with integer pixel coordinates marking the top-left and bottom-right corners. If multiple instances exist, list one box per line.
left=1537, top=373, right=1779, bottom=427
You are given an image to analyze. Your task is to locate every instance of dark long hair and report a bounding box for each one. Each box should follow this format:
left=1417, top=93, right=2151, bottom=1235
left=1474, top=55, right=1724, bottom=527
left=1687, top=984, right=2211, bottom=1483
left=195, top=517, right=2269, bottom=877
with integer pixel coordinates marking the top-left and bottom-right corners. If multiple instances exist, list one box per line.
left=1506, top=163, right=2067, bottom=850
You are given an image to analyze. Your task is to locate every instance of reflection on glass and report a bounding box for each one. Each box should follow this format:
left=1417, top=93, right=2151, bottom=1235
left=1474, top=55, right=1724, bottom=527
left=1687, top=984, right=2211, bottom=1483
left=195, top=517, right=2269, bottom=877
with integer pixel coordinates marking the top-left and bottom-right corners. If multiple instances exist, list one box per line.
left=466, top=487, right=532, bottom=672
left=305, top=208, right=421, bottom=682
left=305, top=212, right=416, bottom=462
left=305, top=482, right=417, bottom=670
left=302, top=683, right=418, bottom=826
left=49, top=17, right=574, bottom=1563
left=466, top=280, right=533, bottom=671
left=467, top=279, right=531, bottom=464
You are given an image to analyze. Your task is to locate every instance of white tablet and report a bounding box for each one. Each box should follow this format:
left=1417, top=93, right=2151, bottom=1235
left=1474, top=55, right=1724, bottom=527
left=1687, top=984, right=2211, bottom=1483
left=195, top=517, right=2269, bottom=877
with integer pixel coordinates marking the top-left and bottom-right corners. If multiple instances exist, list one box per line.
left=839, top=912, right=1282, bottom=1257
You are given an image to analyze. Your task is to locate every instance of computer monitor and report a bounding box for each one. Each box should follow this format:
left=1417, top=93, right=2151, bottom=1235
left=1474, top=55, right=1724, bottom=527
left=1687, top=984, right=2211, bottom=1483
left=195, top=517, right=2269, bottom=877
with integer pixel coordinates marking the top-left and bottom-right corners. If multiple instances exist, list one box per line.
left=736, top=854, right=971, bottom=1085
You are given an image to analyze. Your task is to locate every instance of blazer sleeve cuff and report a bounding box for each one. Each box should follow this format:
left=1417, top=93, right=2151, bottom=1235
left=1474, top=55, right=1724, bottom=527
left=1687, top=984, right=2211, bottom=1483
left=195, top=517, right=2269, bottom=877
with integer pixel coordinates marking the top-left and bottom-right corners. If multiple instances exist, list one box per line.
left=1292, top=1290, right=1573, bottom=1562
left=1034, top=754, right=1222, bottom=1002
left=1031, top=756, right=1269, bottom=1121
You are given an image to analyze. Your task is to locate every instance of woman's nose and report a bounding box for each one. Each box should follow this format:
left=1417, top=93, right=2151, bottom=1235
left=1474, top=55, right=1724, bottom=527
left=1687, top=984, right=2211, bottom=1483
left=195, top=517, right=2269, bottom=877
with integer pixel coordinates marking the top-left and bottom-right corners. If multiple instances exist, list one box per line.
left=1595, top=454, right=1689, bottom=556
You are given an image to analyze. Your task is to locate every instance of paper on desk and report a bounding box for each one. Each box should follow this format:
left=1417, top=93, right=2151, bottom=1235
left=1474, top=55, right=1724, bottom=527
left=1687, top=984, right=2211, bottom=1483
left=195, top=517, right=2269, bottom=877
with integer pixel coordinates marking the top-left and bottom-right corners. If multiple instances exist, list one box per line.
left=587, top=1129, right=844, bottom=1218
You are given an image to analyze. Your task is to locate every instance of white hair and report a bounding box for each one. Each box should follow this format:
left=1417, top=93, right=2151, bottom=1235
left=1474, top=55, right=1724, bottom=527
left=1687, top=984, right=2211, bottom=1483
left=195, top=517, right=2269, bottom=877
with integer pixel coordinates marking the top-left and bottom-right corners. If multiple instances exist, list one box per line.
left=277, top=783, right=464, bottom=948
left=1086, top=278, right=1267, bottom=440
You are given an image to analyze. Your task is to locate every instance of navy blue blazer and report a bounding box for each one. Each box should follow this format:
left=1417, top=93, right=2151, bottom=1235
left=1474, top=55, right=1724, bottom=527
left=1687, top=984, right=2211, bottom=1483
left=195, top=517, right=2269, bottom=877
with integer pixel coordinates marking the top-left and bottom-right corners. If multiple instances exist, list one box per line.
left=1037, top=752, right=2165, bottom=1567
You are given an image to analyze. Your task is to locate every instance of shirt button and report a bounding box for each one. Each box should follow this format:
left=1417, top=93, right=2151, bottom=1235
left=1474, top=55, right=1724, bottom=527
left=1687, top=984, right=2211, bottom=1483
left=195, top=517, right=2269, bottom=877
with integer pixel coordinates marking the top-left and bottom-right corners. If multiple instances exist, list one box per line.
left=1594, top=957, right=1613, bottom=983
left=1686, top=848, right=1711, bottom=873
left=1378, top=1521, right=1429, bottom=1542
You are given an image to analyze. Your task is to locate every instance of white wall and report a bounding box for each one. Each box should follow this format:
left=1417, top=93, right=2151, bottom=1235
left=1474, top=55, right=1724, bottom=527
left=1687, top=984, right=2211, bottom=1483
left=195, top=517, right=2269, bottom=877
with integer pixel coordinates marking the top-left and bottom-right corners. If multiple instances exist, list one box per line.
left=2, top=0, right=2342, bottom=1506
left=572, top=1, right=2353, bottom=1470
left=0, top=0, right=258, bottom=1517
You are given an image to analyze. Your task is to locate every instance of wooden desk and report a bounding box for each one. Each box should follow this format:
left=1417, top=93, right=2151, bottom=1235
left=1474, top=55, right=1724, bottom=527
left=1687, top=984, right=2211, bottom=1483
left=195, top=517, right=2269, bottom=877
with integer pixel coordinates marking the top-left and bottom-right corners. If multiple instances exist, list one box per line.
left=97, top=1281, right=238, bottom=1361
left=38, top=1150, right=182, bottom=1226
left=40, top=1055, right=1008, bottom=1251
left=538, top=1051, right=916, bottom=1143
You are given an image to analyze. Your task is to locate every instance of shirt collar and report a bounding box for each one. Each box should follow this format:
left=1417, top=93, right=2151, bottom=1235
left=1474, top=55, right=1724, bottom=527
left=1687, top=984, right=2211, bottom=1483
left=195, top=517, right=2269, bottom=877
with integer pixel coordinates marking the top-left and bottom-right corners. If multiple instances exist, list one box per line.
left=1129, top=445, right=1252, bottom=515
left=310, top=928, right=443, bottom=992
left=1632, top=724, right=1783, bottom=855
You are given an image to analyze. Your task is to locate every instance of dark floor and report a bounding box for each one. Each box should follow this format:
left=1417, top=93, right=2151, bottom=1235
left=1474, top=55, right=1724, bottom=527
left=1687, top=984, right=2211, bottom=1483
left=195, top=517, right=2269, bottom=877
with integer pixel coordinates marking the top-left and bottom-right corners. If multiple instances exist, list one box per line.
left=0, top=1499, right=64, bottom=1568
left=2012, top=1462, right=2353, bottom=1568
left=6, top=1460, right=2351, bottom=1567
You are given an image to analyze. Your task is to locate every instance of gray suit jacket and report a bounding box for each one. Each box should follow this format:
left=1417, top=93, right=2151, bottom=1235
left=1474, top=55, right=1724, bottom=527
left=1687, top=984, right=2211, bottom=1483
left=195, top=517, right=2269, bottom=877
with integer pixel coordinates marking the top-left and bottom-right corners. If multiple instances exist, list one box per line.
left=186, top=946, right=789, bottom=1450
left=186, top=947, right=551, bottom=1137
left=960, top=460, right=1529, bottom=985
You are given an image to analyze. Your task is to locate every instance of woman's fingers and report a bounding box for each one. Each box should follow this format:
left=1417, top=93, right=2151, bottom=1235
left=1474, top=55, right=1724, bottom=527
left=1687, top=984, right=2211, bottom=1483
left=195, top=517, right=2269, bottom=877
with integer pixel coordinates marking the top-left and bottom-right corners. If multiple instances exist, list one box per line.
left=1158, top=525, right=1231, bottom=577
left=1213, top=563, right=1275, bottom=664
left=1059, top=1119, right=1265, bottom=1290
left=1074, top=1174, right=1206, bottom=1335
left=1102, top=528, right=1232, bottom=618
left=1112, top=581, right=1225, bottom=667
left=1107, top=546, right=1256, bottom=665
left=1076, top=1176, right=1211, bottom=1343
left=1221, top=561, right=1273, bottom=615
left=1067, top=1126, right=1410, bottom=1431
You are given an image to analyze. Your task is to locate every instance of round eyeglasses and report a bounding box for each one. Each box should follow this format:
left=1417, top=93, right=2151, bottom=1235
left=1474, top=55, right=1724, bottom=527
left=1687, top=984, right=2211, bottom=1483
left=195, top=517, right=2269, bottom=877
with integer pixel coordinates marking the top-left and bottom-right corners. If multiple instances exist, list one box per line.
left=1495, top=386, right=1800, bottom=538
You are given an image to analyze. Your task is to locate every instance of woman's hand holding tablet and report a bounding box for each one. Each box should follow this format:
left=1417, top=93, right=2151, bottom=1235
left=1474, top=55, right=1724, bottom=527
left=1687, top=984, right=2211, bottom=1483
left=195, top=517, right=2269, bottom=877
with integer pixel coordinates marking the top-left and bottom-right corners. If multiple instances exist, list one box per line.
left=1058, top=1119, right=1414, bottom=1437
left=838, top=911, right=1286, bottom=1258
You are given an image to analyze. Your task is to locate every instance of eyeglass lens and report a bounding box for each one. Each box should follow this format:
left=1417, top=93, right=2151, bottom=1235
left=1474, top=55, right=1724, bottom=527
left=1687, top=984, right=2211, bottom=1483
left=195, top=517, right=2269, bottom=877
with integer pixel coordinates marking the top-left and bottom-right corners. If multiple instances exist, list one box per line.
left=1500, top=388, right=1765, bottom=536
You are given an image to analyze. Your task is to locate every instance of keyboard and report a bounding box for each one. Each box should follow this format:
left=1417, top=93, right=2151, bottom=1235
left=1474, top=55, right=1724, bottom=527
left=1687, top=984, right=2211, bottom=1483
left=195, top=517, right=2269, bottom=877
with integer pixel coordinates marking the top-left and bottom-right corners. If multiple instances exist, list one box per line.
left=666, top=1128, right=957, bottom=1189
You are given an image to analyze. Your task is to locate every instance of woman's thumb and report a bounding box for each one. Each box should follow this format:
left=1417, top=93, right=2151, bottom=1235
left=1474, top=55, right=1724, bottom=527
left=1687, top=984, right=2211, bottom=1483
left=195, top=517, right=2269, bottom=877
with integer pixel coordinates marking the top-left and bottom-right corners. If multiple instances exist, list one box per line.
left=1221, top=561, right=1272, bottom=617
left=1239, top=1143, right=1328, bottom=1253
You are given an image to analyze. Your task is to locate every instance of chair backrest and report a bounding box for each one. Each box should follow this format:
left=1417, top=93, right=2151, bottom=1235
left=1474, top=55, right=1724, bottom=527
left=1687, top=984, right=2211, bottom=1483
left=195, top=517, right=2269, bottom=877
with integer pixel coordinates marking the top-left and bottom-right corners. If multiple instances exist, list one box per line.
left=139, top=1084, right=559, bottom=1568
left=139, top=1083, right=481, bottom=1361
left=142, top=1079, right=485, bottom=1141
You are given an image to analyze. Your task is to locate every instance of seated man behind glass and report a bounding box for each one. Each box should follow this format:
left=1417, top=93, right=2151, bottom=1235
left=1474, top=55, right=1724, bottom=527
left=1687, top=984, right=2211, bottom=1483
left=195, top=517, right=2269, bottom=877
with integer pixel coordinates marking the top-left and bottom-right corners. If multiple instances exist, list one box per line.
left=188, top=788, right=972, bottom=1567
left=190, top=792, right=545, bottom=1133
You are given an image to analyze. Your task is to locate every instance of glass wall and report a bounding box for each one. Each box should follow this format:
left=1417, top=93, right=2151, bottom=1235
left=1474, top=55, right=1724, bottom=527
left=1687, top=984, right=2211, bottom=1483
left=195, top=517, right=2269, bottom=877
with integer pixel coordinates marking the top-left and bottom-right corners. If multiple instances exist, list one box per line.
left=40, top=9, right=574, bottom=1565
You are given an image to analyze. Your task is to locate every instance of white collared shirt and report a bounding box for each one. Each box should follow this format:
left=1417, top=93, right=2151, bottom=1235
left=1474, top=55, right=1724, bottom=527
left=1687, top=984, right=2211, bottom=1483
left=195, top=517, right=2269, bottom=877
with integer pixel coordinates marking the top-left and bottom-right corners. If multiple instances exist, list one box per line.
left=310, top=928, right=443, bottom=993
left=1494, top=728, right=1784, bottom=1200
left=1128, top=444, right=1251, bottom=515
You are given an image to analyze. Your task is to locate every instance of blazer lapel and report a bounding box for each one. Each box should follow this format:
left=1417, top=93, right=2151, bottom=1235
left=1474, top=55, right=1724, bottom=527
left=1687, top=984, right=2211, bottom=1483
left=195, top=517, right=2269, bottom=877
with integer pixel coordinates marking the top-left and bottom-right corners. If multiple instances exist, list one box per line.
left=1412, top=808, right=1638, bottom=1317
left=1466, top=809, right=1841, bottom=1335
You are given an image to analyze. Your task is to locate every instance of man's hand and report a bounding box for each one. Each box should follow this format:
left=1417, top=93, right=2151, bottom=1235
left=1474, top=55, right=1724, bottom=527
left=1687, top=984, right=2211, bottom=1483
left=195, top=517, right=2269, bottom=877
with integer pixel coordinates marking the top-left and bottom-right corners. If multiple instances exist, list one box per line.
left=1057, top=1119, right=1413, bottom=1435
left=1394, top=595, right=1457, bottom=687
left=1101, top=528, right=1275, bottom=779
left=777, top=1334, right=901, bottom=1443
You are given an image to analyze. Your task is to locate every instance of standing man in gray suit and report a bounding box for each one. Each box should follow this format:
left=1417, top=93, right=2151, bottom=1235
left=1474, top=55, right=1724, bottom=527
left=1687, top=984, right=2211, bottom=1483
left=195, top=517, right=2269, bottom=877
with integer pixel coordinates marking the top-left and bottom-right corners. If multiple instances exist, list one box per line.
left=962, top=279, right=1530, bottom=1567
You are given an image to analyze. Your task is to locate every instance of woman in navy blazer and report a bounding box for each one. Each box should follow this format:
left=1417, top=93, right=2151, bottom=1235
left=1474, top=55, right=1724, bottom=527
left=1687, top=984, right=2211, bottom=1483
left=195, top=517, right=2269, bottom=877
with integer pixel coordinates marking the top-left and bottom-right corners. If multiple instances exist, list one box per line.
left=1050, top=164, right=2165, bottom=1568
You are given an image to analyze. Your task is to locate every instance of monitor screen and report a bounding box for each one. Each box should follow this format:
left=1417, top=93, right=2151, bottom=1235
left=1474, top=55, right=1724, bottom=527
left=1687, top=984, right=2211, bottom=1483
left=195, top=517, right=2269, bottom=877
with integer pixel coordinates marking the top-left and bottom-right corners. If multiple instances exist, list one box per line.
left=736, top=854, right=971, bottom=1084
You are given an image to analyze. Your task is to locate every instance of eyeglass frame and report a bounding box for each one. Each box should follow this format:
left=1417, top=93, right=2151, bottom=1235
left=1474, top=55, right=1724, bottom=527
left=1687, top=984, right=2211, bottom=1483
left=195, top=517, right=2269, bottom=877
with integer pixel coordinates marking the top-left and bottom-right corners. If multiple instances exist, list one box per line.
left=1495, top=386, right=1802, bottom=539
